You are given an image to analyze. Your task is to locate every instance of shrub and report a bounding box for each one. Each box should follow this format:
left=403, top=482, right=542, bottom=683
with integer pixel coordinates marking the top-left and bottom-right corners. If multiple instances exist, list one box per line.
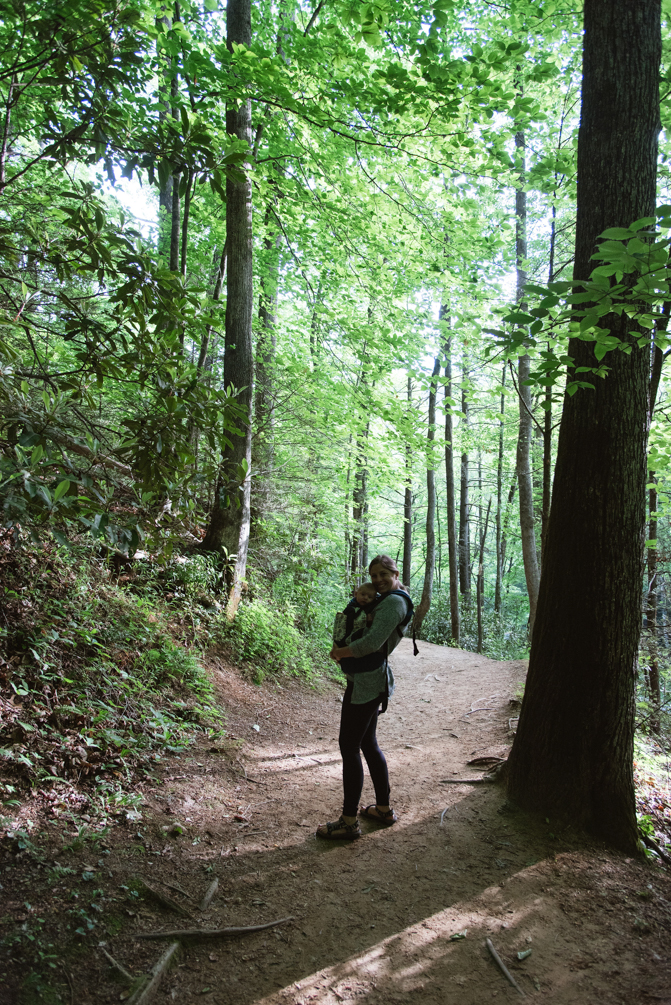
left=224, top=598, right=327, bottom=683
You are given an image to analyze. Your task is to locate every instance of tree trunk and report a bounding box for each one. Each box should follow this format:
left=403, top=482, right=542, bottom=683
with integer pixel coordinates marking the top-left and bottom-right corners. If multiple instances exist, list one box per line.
left=477, top=498, right=492, bottom=654
left=506, top=0, right=661, bottom=852
left=402, top=375, right=413, bottom=588
left=252, top=203, right=280, bottom=526
left=515, top=127, right=541, bottom=636
left=647, top=474, right=661, bottom=733
left=495, top=363, right=506, bottom=613
left=201, top=0, right=254, bottom=621
left=443, top=327, right=460, bottom=644
left=458, top=357, right=471, bottom=604
left=414, top=356, right=441, bottom=633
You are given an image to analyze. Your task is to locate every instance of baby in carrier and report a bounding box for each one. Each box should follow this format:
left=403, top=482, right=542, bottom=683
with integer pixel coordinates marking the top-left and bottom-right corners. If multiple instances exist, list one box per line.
left=332, top=581, right=378, bottom=650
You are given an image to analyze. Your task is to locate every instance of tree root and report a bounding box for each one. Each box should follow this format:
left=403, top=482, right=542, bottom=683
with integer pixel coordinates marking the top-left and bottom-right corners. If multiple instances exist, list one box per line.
left=135, top=916, right=294, bottom=941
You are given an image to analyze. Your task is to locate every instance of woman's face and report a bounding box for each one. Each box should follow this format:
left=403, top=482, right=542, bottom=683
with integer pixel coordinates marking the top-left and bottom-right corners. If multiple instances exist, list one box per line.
left=370, top=563, right=399, bottom=594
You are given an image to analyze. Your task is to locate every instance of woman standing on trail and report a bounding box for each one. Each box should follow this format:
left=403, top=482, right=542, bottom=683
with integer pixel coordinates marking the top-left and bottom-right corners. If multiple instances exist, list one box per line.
left=316, top=554, right=413, bottom=840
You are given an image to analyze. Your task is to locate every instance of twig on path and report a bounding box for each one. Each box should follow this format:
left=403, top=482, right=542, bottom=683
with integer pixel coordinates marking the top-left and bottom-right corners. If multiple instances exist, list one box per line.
left=199, top=878, right=219, bottom=912
left=126, top=941, right=180, bottom=1005
left=439, top=777, right=493, bottom=785
left=135, top=916, right=294, bottom=941
left=641, top=832, right=671, bottom=865
left=464, top=707, right=497, bottom=715
left=99, top=946, right=134, bottom=984
left=486, top=938, right=526, bottom=997
left=162, top=881, right=194, bottom=901
left=61, top=964, right=75, bottom=1005
left=140, top=878, right=192, bottom=917
left=440, top=807, right=449, bottom=826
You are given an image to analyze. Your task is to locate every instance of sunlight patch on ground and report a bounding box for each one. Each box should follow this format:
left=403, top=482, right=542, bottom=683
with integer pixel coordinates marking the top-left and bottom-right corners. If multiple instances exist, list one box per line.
left=253, top=876, right=545, bottom=1005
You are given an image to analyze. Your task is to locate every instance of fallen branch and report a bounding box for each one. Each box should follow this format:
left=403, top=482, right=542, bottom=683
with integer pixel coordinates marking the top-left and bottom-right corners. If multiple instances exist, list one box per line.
left=467, top=756, right=505, bottom=767
left=135, top=916, right=294, bottom=941
left=126, top=941, right=180, bottom=1005
left=99, top=946, right=134, bottom=984
left=641, top=832, right=671, bottom=866
left=439, top=777, right=493, bottom=785
left=486, top=938, right=526, bottom=997
left=140, top=878, right=192, bottom=917
left=162, top=881, right=194, bottom=902
left=199, top=878, right=219, bottom=912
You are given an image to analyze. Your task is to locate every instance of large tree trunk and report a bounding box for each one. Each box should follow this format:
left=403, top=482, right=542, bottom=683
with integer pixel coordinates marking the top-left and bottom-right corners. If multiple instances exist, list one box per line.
left=201, top=0, right=253, bottom=621
left=514, top=127, right=541, bottom=636
left=414, top=356, right=440, bottom=633
left=443, top=326, right=460, bottom=644
left=506, top=0, right=661, bottom=852
left=458, top=357, right=471, bottom=604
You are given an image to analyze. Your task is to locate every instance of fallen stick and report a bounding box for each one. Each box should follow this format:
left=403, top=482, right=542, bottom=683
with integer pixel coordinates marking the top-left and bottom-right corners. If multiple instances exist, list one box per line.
left=439, top=777, right=493, bottom=785
left=641, top=832, right=671, bottom=866
left=135, top=916, right=294, bottom=941
left=485, top=938, right=525, bottom=997
left=99, top=946, right=134, bottom=984
left=140, top=879, right=192, bottom=917
left=126, top=941, right=180, bottom=1005
left=199, top=878, right=219, bottom=912
left=163, top=881, right=194, bottom=901
left=440, top=807, right=449, bottom=826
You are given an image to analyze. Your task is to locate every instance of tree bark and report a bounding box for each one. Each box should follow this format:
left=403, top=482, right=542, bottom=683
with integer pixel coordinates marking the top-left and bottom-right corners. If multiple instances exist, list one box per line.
left=201, top=0, right=254, bottom=621
left=443, top=326, right=460, bottom=644
left=414, top=356, right=441, bottom=633
left=506, top=0, right=661, bottom=852
left=458, top=357, right=471, bottom=604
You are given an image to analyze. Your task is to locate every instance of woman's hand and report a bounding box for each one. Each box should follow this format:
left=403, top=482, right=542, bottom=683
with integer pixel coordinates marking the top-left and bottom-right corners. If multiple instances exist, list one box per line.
left=330, top=645, right=353, bottom=662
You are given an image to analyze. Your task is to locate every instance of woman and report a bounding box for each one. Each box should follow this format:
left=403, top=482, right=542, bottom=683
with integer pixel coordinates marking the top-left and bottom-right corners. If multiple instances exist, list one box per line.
left=316, top=554, right=412, bottom=840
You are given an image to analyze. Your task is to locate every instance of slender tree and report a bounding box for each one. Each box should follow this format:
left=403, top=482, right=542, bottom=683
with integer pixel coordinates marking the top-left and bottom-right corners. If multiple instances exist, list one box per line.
left=443, top=322, right=460, bottom=644
left=414, top=356, right=441, bottom=632
left=514, top=124, right=541, bottom=636
left=506, top=0, right=662, bottom=851
left=494, top=363, right=506, bottom=613
left=458, top=356, right=471, bottom=604
left=402, top=374, right=413, bottom=587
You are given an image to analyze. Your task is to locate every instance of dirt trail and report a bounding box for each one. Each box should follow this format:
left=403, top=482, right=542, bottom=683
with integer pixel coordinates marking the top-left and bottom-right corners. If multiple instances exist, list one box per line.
left=39, top=641, right=671, bottom=1003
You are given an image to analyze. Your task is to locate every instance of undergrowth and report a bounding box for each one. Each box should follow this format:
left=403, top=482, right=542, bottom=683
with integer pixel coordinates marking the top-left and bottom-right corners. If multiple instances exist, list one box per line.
left=419, top=589, right=530, bottom=660
left=0, top=536, right=333, bottom=833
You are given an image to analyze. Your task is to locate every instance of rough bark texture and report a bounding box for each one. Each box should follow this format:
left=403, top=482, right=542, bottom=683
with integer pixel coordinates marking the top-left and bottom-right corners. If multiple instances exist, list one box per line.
left=443, top=328, right=460, bottom=644
left=506, top=0, right=661, bottom=852
left=201, top=0, right=253, bottom=621
left=414, top=357, right=440, bottom=632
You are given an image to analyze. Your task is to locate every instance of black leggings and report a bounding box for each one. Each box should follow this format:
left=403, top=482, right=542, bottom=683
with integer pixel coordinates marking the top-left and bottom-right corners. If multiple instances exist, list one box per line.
left=339, top=681, right=390, bottom=817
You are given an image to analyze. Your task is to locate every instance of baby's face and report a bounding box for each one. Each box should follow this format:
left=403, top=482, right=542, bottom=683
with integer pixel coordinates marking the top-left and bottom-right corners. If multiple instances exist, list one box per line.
left=355, top=587, right=376, bottom=606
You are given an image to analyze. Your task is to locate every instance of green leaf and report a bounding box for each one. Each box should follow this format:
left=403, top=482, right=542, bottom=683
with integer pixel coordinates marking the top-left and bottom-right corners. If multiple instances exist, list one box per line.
left=53, top=479, right=71, bottom=502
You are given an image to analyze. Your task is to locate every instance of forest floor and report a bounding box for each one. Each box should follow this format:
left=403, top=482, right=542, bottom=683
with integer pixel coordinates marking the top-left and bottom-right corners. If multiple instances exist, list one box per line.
left=2, top=639, right=671, bottom=1004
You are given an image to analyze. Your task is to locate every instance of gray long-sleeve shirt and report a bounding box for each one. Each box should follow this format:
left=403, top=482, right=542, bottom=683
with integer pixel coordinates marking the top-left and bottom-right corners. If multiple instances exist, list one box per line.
left=345, top=593, right=409, bottom=704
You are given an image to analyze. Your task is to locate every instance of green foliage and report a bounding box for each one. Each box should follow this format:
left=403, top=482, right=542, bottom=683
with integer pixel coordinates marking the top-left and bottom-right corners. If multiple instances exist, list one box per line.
left=419, top=590, right=530, bottom=660
left=223, top=597, right=330, bottom=683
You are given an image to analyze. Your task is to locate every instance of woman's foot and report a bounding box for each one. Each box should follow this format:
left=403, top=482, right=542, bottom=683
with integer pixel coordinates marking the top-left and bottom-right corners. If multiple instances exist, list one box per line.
left=360, top=804, right=397, bottom=825
left=316, top=815, right=361, bottom=840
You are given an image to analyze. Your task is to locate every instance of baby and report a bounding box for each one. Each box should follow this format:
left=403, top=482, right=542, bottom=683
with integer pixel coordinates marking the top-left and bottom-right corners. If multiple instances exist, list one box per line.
left=332, top=581, right=378, bottom=650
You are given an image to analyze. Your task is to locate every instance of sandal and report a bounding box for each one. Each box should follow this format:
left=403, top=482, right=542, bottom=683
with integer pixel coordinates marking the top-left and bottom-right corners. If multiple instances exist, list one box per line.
left=316, top=816, right=361, bottom=841
left=361, top=804, right=397, bottom=826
